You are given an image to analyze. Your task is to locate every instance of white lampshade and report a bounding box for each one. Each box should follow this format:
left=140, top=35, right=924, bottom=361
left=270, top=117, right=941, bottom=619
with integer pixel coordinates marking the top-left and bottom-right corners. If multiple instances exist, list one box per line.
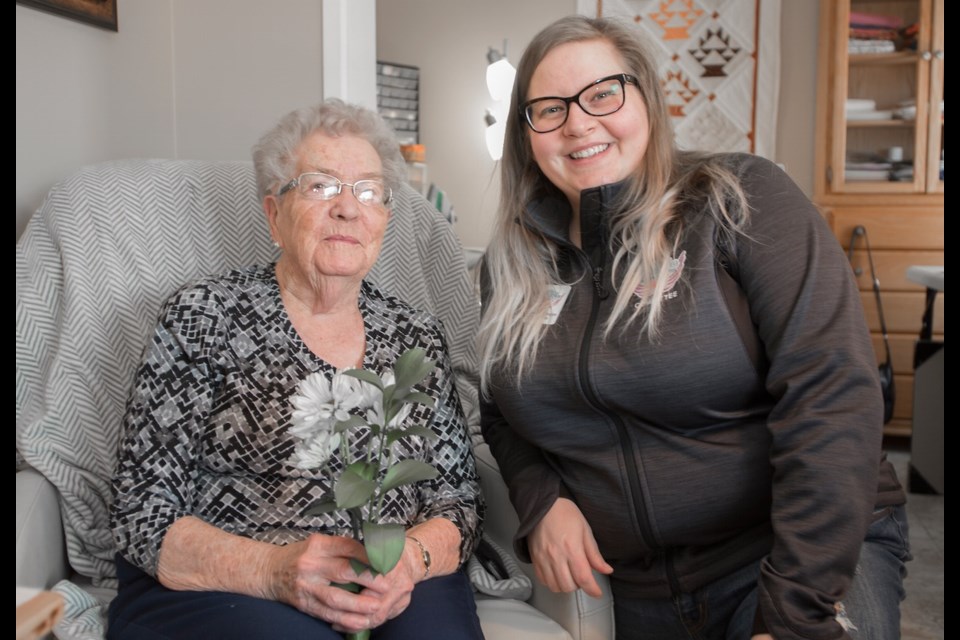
left=486, top=58, right=516, bottom=102
left=485, top=118, right=506, bottom=161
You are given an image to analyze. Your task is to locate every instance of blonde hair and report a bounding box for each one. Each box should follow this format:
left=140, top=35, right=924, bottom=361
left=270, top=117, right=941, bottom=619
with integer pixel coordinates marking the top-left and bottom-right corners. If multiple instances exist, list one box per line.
left=477, top=15, right=749, bottom=395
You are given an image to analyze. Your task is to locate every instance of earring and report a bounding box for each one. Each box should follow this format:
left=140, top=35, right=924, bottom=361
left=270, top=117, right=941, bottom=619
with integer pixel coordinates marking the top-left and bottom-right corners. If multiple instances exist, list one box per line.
left=272, top=240, right=280, bottom=249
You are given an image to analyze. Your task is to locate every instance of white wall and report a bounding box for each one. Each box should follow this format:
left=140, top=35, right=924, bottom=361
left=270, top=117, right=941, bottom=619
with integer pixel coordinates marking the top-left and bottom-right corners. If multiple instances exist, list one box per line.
left=377, top=0, right=576, bottom=251
left=170, top=0, right=325, bottom=162
left=17, top=0, right=376, bottom=239
left=171, top=0, right=377, bottom=162
left=379, top=1, right=820, bottom=250
left=776, top=1, right=819, bottom=195
left=17, top=2, right=176, bottom=238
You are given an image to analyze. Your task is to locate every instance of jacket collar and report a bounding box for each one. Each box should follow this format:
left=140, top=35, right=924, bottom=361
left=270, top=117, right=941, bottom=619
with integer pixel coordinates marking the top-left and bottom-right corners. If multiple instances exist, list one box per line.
left=522, top=181, right=629, bottom=264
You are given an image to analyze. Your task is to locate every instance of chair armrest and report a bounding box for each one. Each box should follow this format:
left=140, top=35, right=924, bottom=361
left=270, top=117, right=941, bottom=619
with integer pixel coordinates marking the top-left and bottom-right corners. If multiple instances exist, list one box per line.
left=475, top=444, right=615, bottom=640
left=17, top=468, right=70, bottom=589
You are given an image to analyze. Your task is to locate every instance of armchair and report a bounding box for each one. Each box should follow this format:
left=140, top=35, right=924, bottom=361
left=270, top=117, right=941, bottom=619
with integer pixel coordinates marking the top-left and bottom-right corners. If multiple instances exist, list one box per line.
left=16, top=159, right=613, bottom=640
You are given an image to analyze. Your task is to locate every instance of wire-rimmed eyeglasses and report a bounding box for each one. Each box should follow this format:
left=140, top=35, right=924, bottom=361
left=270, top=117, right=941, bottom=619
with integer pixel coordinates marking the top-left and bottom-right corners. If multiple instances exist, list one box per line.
left=521, top=73, right=639, bottom=134
left=277, top=172, right=393, bottom=206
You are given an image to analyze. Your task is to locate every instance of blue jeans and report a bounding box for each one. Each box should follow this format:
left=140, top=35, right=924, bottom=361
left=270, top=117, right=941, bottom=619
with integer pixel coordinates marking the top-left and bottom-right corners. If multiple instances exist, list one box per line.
left=612, top=504, right=911, bottom=639
left=842, top=504, right=912, bottom=638
left=107, top=554, right=484, bottom=640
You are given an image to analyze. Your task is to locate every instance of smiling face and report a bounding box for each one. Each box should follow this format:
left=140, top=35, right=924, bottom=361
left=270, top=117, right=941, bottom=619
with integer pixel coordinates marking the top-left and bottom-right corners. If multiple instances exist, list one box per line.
left=526, top=39, right=650, bottom=209
left=265, top=132, right=390, bottom=290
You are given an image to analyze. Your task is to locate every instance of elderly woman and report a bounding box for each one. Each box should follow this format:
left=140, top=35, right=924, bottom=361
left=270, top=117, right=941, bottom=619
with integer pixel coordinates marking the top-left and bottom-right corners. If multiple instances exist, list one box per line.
left=108, top=99, right=484, bottom=639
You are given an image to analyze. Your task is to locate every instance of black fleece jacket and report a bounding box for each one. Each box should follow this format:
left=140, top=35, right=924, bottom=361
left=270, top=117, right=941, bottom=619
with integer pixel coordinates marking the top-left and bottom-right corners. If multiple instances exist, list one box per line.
left=481, top=154, right=905, bottom=640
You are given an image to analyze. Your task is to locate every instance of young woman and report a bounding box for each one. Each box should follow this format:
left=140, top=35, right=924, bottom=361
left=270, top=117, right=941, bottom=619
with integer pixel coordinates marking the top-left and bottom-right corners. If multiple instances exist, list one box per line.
left=478, top=15, right=909, bottom=640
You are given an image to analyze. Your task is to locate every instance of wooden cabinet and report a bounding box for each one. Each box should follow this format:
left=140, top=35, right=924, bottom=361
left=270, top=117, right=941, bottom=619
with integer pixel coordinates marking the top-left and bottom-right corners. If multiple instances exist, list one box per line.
left=815, top=0, right=944, bottom=437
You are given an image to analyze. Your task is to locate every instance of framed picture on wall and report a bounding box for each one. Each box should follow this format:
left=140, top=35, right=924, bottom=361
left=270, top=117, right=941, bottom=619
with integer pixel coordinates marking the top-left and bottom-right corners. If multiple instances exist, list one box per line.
left=17, top=0, right=118, bottom=32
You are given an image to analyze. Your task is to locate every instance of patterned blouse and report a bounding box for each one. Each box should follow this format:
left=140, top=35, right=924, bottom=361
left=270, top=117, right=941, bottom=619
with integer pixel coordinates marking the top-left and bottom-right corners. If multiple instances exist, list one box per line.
left=110, top=264, right=483, bottom=577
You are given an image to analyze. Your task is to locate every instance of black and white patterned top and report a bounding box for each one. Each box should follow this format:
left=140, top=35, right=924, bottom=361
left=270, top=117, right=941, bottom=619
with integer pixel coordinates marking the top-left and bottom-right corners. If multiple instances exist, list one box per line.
left=110, top=264, right=483, bottom=577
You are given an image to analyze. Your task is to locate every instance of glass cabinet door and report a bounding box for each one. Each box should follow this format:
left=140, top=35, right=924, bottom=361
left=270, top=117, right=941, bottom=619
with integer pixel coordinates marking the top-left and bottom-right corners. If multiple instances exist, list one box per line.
left=831, top=0, right=939, bottom=194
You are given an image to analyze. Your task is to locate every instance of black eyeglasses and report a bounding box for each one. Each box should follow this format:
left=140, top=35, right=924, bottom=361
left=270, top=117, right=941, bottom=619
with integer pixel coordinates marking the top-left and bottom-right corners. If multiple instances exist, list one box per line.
left=521, top=73, right=639, bottom=133
left=276, top=172, right=392, bottom=206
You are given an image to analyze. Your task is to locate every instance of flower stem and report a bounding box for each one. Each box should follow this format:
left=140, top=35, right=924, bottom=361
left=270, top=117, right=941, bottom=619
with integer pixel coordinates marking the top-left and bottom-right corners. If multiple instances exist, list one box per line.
left=342, top=430, right=352, bottom=466
left=373, top=448, right=393, bottom=520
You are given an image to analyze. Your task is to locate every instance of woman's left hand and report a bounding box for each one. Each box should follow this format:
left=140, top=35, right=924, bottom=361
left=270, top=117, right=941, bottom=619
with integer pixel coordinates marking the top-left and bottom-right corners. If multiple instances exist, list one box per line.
left=349, top=540, right=419, bottom=626
left=350, top=518, right=463, bottom=627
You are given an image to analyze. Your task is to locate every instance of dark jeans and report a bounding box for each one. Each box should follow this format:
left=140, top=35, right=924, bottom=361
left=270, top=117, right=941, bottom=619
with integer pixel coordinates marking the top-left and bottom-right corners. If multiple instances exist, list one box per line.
left=107, top=554, right=484, bottom=640
left=613, top=504, right=911, bottom=639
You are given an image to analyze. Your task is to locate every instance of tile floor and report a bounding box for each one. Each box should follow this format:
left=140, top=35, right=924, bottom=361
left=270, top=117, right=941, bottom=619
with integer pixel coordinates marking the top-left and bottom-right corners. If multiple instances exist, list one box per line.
left=885, top=445, right=944, bottom=639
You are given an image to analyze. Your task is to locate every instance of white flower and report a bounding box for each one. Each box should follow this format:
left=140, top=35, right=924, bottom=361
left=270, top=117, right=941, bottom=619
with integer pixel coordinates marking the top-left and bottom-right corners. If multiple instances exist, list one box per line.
left=293, top=432, right=342, bottom=469
left=364, top=369, right=414, bottom=430
left=290, top=372, right=366, bottom=437
left=366, top=399, right=414, bottom=431
left=356, top=376, right=382, bottom=411
left=288, top=370, right=371, bottom=468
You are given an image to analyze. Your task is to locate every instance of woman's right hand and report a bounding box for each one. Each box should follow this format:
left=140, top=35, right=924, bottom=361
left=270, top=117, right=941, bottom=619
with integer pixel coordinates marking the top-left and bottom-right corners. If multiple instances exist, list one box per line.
left=159, top=518, right=402, bottom=633
left=528, top=498, right=613, bottom=598
left=265, top=533, right=385, bottom=633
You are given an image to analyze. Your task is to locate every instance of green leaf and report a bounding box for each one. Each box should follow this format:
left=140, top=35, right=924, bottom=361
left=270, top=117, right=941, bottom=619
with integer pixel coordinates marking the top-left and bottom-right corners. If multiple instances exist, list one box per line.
left=335, top=415, right=368, bottom=433
left=349, top=558, right=373, bottom=577
left=303, top=499, right=338, bottom=517
left=381, top=459, right=439, bottom=493
left=363, top=521, right=406, bottom=574
left=382, top=384, right=397, bottom=417
left=346, top=461, right=376, bottom=481
left=342, top=368, right=384, bottom=390
left=332, top=580, right=362, bottom=593
left=401, top=391, right=435, bottom=408
left=385, top=424, right=436, bottom=446
left=336, top=467, right=377, bottom=509
left=393, top=348, right=434, bottom=393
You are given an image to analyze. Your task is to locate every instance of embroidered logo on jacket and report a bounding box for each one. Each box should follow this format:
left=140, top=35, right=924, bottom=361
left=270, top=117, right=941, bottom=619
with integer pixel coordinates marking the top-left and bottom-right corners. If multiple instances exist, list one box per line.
left=633, top=251, right=686, bottom=301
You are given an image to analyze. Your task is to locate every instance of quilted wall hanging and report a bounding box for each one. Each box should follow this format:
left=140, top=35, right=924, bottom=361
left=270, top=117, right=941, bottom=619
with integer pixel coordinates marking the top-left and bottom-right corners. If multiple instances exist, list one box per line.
left=577, top=0, right=781, bottom=158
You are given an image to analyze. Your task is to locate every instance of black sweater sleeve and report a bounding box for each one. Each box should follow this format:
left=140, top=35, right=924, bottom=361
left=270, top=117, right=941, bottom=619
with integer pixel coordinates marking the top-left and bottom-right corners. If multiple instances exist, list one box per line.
left=733, top=155, right=883, bottom=639
left=479, top=393, right=568, bottom=562
left=477, top=261, right=567, bottom=561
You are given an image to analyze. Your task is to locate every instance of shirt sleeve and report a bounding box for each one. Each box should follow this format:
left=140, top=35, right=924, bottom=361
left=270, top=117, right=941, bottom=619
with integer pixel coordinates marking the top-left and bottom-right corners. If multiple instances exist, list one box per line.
left=416, top=321, right=485, bottom=567
left=109, top=284, right=227, bottom=577
left=480, top=393, right=568, bottom=562
left=732, top=154, right=882, bottom=639
left=476, top=263, right=567, bottom=562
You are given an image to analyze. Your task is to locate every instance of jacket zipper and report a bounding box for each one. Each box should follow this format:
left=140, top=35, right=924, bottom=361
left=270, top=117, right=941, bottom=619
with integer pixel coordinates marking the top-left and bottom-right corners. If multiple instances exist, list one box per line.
left=580, top=264, right=683, bottom=597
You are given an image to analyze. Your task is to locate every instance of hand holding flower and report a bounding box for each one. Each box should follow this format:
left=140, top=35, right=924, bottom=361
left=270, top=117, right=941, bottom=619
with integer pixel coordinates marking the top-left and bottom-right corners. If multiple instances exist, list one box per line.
left=264, top=533, right=383, bottom=632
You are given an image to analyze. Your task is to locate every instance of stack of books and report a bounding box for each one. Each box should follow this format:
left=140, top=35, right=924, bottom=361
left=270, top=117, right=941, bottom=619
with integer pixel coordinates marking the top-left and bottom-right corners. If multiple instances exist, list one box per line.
left=845, top=150, right=893, bottom=182
left=845, top=162, right=893, bottom=182
left=848, top=11, right=902, bottom=54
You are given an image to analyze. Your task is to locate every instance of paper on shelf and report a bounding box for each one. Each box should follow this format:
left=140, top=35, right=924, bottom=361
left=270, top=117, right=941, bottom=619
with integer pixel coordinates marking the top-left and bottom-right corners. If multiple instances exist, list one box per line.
left=844, top=169, right=891, bottom=181
left=846, top=98, right=876, bottom=112
left=846, top=109, right=894, bottom=121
